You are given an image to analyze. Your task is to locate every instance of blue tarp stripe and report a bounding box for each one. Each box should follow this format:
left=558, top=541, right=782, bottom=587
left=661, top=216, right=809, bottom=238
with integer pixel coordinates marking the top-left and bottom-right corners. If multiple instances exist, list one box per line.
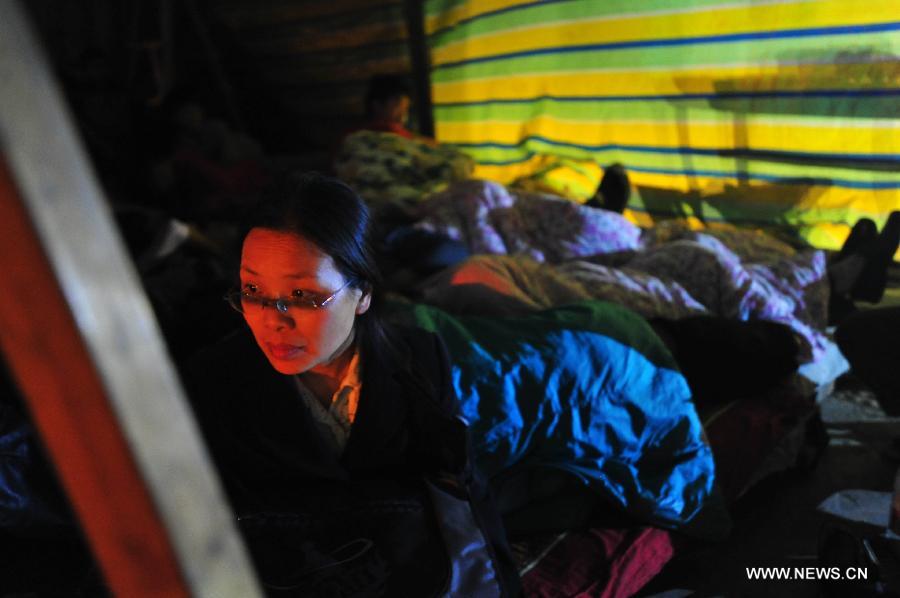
left=434, top=88, right=900, bottom=107
left=454, top=137, right=900, bottom=164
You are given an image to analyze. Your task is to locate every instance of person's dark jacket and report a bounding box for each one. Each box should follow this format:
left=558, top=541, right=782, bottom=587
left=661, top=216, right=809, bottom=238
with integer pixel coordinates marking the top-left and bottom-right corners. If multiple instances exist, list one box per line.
left=186, top=323, right=520, bottom=597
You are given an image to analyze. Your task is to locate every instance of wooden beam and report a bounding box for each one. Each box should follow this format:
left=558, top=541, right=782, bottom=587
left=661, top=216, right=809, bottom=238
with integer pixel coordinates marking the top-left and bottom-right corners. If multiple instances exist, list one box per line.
left=0, top=2, right=262, bottom=596
left=0, top=156, right=189, bottom=597
left=403, top=0, right=435, bottom=137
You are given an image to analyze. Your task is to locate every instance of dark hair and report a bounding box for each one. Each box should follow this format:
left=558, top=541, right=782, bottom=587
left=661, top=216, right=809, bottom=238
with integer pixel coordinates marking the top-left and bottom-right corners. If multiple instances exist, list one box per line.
left=364, top=74, right=411, bottom=117
left=245, top=172, right=399, bottom=369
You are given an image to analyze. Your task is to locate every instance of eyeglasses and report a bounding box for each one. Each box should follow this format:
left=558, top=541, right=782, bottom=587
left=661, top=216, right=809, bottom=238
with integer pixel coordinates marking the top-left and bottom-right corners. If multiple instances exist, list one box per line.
left=224, top=280, right=352, bottom=314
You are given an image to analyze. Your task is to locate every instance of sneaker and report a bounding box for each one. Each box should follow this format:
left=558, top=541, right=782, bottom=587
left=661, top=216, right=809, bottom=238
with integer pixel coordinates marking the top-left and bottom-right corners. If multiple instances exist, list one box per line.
left=835, top=218, right=877, bottom=263
left=593, top=163, right=631, bottom=213
left=852, top=211, right=900, bottom=303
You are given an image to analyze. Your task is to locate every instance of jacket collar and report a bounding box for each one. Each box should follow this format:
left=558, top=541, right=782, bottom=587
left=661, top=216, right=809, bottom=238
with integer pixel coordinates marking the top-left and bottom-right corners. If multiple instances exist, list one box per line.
left=340, top=333, right=414, bottom=471
left=235, top=326, right=426, bottom=477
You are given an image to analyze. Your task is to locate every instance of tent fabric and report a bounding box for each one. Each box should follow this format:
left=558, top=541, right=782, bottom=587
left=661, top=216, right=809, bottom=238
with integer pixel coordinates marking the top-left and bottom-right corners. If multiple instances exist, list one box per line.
left=424, top=0, right=900, bottom=251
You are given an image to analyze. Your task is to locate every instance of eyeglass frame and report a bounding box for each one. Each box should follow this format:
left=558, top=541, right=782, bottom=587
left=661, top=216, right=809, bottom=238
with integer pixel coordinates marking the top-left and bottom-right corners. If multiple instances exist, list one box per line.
left=224, top=279, right=354, bottom=314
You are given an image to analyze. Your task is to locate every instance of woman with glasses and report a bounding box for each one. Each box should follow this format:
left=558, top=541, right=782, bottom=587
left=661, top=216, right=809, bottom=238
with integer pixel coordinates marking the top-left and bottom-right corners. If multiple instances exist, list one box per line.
left=188, top=172, right=519, bottom=597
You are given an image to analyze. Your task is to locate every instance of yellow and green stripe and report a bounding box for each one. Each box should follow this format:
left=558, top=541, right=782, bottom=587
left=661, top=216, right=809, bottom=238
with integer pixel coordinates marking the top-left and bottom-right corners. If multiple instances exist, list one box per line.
left=425, top=0, right=900, bottom=249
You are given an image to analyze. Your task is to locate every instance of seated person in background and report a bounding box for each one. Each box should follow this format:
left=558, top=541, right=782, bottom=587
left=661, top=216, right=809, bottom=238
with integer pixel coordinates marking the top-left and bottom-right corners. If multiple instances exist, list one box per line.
left=334, top=74, right=436, bottom=157
left=186, top=172, right=519, bottom=596
left=148, top=98, right=270, bottom=223
left=358, top=74, right=429, bottom=143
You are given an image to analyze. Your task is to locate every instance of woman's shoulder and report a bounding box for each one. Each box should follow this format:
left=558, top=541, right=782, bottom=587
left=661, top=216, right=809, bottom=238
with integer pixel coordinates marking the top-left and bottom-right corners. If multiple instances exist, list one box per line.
left=381, top=323, right=447, bottom=372
left=375, top=323, right=459, bottom=416
left=387, top=321, right=440, bottom=349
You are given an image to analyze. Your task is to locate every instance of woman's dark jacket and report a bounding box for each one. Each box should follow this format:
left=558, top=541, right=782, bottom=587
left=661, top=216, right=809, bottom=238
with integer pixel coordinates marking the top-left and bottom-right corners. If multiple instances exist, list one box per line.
left=186, top=323, right=520, bottom=597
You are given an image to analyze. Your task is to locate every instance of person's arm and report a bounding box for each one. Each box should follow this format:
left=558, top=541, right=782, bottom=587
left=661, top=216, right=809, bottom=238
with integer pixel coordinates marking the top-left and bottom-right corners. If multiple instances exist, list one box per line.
left=404, top=331, right=521, bottom=596
left=181, top=339, right=262, bottom=515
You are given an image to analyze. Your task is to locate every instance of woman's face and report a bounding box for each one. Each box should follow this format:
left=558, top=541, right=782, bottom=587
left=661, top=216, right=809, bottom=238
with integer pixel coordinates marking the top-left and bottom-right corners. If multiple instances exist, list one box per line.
left=239, top=228, right=370, bottom=376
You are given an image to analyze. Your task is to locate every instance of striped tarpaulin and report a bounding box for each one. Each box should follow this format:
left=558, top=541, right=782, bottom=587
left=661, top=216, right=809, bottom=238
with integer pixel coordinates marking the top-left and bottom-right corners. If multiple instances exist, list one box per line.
left=425, top=0, right=900, bottom=250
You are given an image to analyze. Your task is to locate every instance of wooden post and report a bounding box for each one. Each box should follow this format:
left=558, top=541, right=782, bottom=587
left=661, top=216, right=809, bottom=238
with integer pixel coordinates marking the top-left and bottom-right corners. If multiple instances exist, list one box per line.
left=403, top=0, right=435, bottom=138
left=0, top=156, right=190, bottom=597
left=0, top=2, right=262, bottom=596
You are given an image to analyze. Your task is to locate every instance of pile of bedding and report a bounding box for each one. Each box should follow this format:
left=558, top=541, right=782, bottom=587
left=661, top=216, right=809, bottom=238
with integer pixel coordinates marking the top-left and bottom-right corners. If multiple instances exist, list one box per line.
left=409, top=179, right=832, bottom=366
left=335, top=126, right=834, bottom=369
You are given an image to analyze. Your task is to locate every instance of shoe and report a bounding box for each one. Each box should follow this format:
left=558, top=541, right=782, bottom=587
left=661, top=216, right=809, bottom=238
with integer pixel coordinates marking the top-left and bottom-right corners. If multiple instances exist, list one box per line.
left=593, top=163, right=631, bottom=213
left=883, top=210, right=900, bottom=255
left=851, top=211, right=900, bottom=303
left=834, top=218, right=877, bottom=263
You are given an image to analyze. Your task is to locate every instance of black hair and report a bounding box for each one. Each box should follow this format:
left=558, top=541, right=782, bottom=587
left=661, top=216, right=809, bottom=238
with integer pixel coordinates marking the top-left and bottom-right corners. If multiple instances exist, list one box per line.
left=364, top=74, right=412, bottom=117
left=245, top=172, right=400, bottom=370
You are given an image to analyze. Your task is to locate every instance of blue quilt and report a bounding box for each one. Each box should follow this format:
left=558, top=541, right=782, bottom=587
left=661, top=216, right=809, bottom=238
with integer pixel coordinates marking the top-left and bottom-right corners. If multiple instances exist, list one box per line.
left=395, top=300, right=723, bottom=533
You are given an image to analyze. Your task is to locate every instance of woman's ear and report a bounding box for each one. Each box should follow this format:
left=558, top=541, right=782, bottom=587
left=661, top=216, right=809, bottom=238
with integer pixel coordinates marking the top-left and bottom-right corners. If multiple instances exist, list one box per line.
left=355, top=289, right=372, bottom=315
